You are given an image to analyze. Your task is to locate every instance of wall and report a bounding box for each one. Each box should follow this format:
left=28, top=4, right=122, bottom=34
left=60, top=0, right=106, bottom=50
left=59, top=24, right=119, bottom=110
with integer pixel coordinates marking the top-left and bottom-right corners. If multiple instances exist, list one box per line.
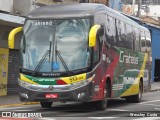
left=13, top=0, right=35, bottom=16
left=89, top=0, right=108, bottom=5
left=143, top=5, right=160, bottom=17
left=36, top=0, right=54, bottom=5
left=0, top=48, right=9, bottom=96
left=122, top=5, right=134, bottom=15
left=122, top=5, right=160, bottom=17
left=0, top=0, right=13, bottom=12
left=0, top=26, right=12, bottom=48
left=36, top=0, right=79, bottom=4
left=146, top=25, right=160, bottom=82
left=109, top=0, right=122, bottom=11
left=12, top=0, right=82, bottom=16
left=141, top=16, right=160, bottom=26
left=0, top=25, right=22, bottom=49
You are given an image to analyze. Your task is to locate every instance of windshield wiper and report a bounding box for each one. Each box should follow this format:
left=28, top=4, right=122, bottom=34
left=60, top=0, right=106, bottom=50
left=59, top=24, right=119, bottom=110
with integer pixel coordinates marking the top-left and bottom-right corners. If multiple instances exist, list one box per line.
left=56, top=50, right=69, bottom=72
left=33, top=50, right=49, bottom=75
left=52, top=33, right=70, bottom=72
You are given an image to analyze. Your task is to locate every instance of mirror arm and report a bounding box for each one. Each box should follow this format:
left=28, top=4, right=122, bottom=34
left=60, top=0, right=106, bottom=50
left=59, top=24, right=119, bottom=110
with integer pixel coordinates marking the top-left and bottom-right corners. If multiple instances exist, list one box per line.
left=89, top=25, right=101, bottom=47
left=8, top=27, right=23, bottom=49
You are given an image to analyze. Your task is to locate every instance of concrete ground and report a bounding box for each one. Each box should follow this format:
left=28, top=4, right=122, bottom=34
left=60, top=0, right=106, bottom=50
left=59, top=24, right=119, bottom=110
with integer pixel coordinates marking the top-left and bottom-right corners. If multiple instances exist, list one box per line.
left=151, top=81, right=160, bottom=91
left=0, top=82, right=159, bottom=106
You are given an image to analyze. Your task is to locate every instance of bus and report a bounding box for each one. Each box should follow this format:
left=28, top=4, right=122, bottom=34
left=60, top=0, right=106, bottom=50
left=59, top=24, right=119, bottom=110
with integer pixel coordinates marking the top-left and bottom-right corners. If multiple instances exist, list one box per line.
left=8, top=3, right=151, bottom=110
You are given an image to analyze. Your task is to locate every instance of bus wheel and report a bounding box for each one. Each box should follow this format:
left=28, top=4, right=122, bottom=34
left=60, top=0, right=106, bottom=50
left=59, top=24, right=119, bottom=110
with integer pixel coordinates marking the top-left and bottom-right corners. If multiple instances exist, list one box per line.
left=40, top=102, right=52, bottom=108
left=96, top=85, right=108, bottom=110
left=126, top=81, right=143, bottom=103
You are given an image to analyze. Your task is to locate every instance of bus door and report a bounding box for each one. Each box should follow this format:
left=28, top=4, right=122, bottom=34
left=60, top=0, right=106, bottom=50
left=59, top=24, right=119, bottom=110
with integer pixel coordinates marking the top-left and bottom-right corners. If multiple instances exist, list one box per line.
left=89, top=24, right=107, bottom=100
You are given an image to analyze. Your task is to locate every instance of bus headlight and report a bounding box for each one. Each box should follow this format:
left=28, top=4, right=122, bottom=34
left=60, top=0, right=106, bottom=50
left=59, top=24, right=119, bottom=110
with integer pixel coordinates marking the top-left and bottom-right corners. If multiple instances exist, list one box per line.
left=70, top=74, right=95, bottom=90
left=18, top=79, right=32, bottom=88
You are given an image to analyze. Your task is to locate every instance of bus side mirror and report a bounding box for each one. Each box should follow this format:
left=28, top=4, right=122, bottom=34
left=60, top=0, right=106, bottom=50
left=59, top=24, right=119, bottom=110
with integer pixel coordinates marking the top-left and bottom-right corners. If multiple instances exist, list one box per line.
left=89, top=25, right=101, bottom=47
left=8, top=27, right=23, bottom=49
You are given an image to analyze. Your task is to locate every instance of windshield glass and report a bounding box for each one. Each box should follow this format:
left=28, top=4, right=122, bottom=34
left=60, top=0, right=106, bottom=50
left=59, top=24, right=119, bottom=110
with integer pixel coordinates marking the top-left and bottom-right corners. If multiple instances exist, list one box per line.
left=20, top=18, right=91, bottom=72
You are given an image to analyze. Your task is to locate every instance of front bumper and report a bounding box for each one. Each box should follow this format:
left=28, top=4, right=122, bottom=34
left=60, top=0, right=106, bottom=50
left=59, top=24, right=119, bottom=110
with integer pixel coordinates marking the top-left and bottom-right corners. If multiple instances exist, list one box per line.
left=19, top=82, right=93, bottom=102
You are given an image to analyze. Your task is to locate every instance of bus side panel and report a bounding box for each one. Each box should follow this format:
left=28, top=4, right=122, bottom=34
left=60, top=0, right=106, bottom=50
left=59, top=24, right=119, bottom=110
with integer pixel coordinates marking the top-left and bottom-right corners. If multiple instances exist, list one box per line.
left=105, top=46, right=120, bottom=98
left=91, top=63, right=106, bottom=101
left=119, top=49, right=148, bottom=97
left=104, top=46, right=148, bottom=98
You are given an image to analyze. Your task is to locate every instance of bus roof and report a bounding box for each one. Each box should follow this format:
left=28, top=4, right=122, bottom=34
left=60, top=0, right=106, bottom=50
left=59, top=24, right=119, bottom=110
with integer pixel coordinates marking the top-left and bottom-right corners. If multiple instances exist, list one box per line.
left=27, top=3, right=148, bottom=31
left=27, top=3, right=106, bottom=19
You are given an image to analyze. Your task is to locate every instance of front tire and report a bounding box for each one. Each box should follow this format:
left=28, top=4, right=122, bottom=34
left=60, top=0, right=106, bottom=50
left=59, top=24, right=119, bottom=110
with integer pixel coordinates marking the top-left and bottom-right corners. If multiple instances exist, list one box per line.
left=40, top=102, right=52, bottom=108
left=96, top=84, right=108, bottom=110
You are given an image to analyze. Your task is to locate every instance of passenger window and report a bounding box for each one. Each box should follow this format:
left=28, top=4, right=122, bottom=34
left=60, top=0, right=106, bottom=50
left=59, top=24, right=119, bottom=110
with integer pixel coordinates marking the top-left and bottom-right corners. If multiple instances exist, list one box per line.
left=134, top=27, right=140, bottom=51
left=105, top=15, right=116, bottom=45
left=93, top=38, right=100, bottom=63
left=116, top=20, right=126, bottom=47
left=145, top=31, right=151, bottom=52
left=116, top=20, right=122, bottom=42
left=126, top=24, right=134, bottom=50
left=140, top=31, right=146, bottom=52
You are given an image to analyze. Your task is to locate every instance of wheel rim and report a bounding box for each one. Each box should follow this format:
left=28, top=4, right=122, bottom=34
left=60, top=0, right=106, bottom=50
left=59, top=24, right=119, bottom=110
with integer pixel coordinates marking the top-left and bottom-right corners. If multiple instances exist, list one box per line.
left=103, top=88, right=108, bottom=106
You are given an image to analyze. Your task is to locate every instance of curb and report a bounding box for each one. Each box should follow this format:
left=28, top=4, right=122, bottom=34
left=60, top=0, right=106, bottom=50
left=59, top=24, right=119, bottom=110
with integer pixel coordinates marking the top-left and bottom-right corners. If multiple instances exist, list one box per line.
left=149, top=89, right=160, bottom=92
left=0, top=102, right=39, bottom=108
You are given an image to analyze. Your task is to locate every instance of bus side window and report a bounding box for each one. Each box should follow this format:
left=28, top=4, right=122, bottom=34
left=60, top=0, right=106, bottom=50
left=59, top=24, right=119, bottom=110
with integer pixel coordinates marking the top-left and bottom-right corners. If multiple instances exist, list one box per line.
left=134, top=27, right=140, bottom=51
left=140, top=30, right=146, bottom=52
left=145, top=31, right=151, bottom=52
left=132, top=27, right=136, bottom=50
left=116, top=20, right=121, bottom=43
left=105, top=15, right=116, bottom=45
left=126, top=24, right=134, bottom=50
left=93, top=37, right=100, bottom=64
left=116, top=20, right=126, bottom=48
left=105, top=15, right=110, bottom=44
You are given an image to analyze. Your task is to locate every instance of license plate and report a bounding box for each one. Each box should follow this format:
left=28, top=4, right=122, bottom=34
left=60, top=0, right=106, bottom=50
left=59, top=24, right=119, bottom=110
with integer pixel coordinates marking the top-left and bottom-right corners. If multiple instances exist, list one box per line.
left=45, top=94, right=58, bottom=98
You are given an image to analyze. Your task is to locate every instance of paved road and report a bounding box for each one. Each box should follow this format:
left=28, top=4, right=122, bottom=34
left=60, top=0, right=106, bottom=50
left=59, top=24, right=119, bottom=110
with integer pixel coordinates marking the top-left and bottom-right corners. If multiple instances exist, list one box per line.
left=0, top=91, right=160, bottom=120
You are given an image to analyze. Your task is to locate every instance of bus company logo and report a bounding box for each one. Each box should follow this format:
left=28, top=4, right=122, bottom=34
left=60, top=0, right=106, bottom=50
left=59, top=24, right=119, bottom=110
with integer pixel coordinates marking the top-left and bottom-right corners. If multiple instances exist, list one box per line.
left=119, top=51, right=139, bottom=64
left=49, top=85, right=54, bottom=90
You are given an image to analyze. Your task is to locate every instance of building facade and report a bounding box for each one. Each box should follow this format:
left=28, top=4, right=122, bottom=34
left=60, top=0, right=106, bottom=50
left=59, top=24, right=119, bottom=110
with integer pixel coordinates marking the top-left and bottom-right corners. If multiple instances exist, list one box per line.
left=0, top=0, right=25, bottom=95
left=121, top=0, right=160, bottom=17
left=145, top=24, right=160, bottom=82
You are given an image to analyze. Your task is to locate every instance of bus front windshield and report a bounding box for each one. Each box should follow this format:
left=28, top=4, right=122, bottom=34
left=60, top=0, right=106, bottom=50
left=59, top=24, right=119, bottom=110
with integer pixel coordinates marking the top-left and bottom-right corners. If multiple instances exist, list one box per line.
left=20, top=18, right=91, bottom=73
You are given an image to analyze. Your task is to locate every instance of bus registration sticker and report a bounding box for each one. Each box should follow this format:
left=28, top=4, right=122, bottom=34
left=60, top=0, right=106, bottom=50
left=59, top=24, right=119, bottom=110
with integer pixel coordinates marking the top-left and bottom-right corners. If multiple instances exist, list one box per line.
left=45, top=94, right=58, bottom=98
